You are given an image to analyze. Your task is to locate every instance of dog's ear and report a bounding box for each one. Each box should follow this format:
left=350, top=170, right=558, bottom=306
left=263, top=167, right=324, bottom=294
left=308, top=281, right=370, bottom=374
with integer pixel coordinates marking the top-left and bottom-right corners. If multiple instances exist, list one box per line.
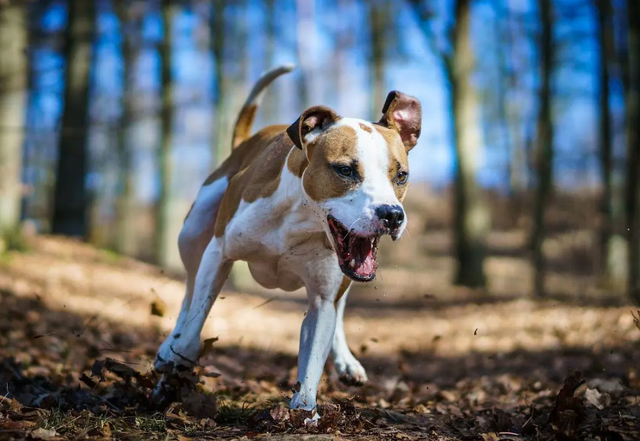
left=378, top=91, right=422, bottom=151
left=286, top=105, right=340, bottom=149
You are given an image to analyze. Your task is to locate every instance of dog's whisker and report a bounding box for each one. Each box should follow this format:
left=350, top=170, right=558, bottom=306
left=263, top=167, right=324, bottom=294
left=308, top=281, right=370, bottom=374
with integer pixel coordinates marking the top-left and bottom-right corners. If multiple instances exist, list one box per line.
left=343, top=217, right=365, bottom=240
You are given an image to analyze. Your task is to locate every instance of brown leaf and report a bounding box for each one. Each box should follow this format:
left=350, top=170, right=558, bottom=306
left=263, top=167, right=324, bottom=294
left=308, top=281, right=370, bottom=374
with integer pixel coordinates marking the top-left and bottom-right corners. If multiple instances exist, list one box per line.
left=0, top=419, right=36, bottom=431
left=151, top=299, right=167, bottom=317
left=199, top=337, right=219, bottom=358
left=0, top=396, right=22, bottom=411
left=79, top=373, right=97, bottom=388
left=548, top=371, right=585, bottom=439
left=104, top=358, right=137, bottom=382
left=269, top=404, right=290, bottom=423
left=90, top=359, right=105, bottom=381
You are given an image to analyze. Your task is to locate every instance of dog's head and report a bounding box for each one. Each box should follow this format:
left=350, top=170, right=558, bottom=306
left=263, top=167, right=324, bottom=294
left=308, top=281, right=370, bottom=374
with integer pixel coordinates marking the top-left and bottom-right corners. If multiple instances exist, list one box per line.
left=286, top=91, right=422, bottom=282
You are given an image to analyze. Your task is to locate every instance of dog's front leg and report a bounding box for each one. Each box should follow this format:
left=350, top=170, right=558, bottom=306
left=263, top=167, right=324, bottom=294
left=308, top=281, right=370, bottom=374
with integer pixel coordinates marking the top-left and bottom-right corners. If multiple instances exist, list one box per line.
left=290, top=266, right=344, bottom=413
left=290, top=294, right=337, bottom=412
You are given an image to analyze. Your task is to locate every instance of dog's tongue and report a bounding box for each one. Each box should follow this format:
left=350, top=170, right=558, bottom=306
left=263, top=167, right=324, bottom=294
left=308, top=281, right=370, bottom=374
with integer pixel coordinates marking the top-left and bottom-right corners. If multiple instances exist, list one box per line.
left=350, top=237, right=376, bottom=277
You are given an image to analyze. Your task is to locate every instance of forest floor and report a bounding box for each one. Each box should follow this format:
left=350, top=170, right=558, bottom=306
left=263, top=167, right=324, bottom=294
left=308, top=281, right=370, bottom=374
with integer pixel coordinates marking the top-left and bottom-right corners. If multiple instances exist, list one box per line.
left=0, top=235, right=640, bottom=440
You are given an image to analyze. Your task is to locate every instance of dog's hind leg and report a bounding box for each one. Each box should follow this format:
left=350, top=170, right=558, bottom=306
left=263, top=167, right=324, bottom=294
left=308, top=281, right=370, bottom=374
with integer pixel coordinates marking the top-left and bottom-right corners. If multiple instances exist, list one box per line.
left=155, top=177, right=228, bottom=372
left=331, top=284, right=368, bottom=386
left=160, top=236, right=233, bottom=368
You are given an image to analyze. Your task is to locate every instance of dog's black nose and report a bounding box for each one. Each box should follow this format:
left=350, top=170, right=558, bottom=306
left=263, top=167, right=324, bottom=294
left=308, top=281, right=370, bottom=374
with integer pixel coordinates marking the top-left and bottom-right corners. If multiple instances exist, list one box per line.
left=375, top=205, right=405, bottom=230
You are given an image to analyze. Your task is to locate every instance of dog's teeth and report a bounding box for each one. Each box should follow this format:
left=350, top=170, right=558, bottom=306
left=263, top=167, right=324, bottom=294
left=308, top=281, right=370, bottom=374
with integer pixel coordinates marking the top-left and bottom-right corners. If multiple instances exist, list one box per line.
left=349, top=259, right=356, bottom=268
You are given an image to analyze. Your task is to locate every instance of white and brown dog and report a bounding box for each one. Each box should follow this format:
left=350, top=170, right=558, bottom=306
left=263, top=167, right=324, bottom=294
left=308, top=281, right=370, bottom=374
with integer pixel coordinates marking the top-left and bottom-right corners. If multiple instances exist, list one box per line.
left=154, top=65, right=422, bottom=415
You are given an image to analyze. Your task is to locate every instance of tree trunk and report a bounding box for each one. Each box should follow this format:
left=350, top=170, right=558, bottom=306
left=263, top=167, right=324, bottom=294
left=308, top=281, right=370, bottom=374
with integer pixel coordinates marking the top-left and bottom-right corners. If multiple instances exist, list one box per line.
left=451, top=0, right=489, bottom=288
left=626, top=0, right=640, bottom=303
left=114, top=0, right=138, bottom=256
left=596, top=0, right=627, bottom=289
left=0, top=4, right=28, bottom=240
left=156, top=0, right=177, bottom=267
left=263, top=0, right=278, bottom=124
left=530, top=0, right=554, bottom=298
left=52, top=0, right=94, bottom=237
left=502, top=1, right=527, bottom=200
left=369, top=0, right=387, bottom=120
left=296, top=0, right=315, bottom=109
left=211, top=0, right=229, bottom=166
left=335, top=0, right=353, bottom=113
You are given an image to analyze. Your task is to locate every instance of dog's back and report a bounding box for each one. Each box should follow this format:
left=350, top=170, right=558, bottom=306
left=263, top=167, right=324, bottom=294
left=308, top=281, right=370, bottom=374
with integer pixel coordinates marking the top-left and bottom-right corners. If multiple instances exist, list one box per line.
left=183, top=66, right=295, bottom=226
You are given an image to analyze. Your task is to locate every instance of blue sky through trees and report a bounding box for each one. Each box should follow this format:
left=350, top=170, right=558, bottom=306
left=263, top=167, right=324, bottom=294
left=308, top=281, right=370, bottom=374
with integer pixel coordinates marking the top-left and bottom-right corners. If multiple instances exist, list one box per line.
left=25, top=0, right=615, bottom=208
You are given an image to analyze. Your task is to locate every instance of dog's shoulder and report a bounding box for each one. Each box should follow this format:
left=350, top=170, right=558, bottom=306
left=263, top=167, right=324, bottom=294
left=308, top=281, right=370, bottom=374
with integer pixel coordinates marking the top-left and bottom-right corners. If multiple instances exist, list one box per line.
left=212, top=125, right=301, bottom=237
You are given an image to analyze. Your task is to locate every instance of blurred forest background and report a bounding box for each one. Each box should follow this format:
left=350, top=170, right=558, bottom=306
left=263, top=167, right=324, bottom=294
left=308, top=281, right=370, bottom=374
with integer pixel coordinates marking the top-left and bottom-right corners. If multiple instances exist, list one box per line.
left=0, top=0, right=639, bottom=304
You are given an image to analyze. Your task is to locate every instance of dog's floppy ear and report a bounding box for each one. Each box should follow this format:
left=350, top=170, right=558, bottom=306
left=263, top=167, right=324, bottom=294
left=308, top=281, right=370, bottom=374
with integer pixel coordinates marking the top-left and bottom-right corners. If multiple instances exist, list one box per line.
left=286, top=105, right=340, bottom=149
left=378, top=91, right=422, bottom=151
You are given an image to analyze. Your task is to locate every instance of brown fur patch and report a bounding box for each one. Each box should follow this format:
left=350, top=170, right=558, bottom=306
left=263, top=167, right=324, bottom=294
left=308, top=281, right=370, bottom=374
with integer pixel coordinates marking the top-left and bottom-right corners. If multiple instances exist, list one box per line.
left=287, top=148, right=308, bottom=178
left=213, top=125, right=294, bottom=237
left=373, top=124, right=410, bottom=201
left=232, top=104, right=258, bottom=148
left=358, top=122, right=372, bottom=133
left=303, top=125, right=361, bottom=202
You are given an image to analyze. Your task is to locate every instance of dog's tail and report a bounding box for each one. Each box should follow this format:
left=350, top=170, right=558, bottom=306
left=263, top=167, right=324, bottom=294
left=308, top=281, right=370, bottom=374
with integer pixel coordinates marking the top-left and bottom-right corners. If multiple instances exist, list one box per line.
left=231, top=64, right=296, bottom=149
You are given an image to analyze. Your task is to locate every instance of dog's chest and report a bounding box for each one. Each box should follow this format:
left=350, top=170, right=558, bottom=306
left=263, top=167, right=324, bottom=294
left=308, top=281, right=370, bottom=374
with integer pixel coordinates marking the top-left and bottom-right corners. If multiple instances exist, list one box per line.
left=223, top=189, right=323, bottom=291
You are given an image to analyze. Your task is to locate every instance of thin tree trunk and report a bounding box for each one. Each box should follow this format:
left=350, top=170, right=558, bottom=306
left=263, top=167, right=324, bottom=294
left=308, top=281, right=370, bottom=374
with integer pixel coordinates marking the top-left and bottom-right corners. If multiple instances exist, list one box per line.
left=626, top=0, right=640, bottom=303
left=530, top=0, right=554, bottom=298
left=211, top=0, right=228, bottom=166
left=335, top=0, right=353, bottom=112
left=0, top=4, right=28, bottom=240
left=114, top=0, right=137, bottom=256
left=156, top=0, right=176, bottom=266
left=596, top=0, right=626, bottom=289
left=52, top=0, right=94, bottom=237
left=369, top=0, right=387, bottom=120
left=502, top=1, right=527, bottom=200
left=451, top=0, right=489, bottom=288
left=263, top=0, right=278, bottom=123
left=296, top=0, right=314, bottom=109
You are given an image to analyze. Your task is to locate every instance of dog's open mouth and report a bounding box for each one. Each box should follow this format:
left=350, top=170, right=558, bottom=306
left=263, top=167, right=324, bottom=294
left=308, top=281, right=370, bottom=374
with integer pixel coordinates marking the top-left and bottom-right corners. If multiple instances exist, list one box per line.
left=327, top=216, right=380, bottom=282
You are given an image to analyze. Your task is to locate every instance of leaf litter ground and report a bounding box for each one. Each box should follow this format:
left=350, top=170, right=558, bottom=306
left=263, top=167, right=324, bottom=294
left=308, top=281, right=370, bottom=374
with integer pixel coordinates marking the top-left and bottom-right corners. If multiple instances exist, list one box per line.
left=0, top=236, right=639, bottom=440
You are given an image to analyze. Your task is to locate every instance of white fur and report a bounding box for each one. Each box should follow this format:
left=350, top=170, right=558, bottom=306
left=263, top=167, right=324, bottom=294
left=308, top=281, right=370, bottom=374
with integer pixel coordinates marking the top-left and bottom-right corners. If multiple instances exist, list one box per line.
left=331, top=286, right=368, bottom=383
left=156, top=177, right=229, bottom=367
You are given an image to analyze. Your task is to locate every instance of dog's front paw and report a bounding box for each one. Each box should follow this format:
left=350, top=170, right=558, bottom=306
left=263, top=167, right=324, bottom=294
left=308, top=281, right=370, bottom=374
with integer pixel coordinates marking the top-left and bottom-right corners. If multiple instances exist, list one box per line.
left=335, top=355, right=368, bottom=386
left=290, top=391, right=316, bottom=412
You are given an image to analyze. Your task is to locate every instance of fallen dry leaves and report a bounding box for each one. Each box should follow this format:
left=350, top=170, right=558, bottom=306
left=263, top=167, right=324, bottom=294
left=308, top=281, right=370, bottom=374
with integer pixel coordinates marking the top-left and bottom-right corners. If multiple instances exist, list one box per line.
left=0, top=236, right=639, bottom=440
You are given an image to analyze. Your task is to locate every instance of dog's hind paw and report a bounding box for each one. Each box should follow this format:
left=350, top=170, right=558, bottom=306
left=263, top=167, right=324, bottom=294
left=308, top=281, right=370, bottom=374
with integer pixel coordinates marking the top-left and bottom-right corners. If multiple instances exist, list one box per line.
left=335, top=356, right=368, bottom=386
left=154, top=336, right=200, bottom=373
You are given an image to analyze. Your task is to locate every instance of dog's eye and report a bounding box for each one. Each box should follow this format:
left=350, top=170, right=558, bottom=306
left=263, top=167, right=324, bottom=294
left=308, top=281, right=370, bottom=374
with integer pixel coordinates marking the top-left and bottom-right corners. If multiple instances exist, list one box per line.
left=396, top=171, right=409, bottom=185
left=335, top=165, right=354, bottom=178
